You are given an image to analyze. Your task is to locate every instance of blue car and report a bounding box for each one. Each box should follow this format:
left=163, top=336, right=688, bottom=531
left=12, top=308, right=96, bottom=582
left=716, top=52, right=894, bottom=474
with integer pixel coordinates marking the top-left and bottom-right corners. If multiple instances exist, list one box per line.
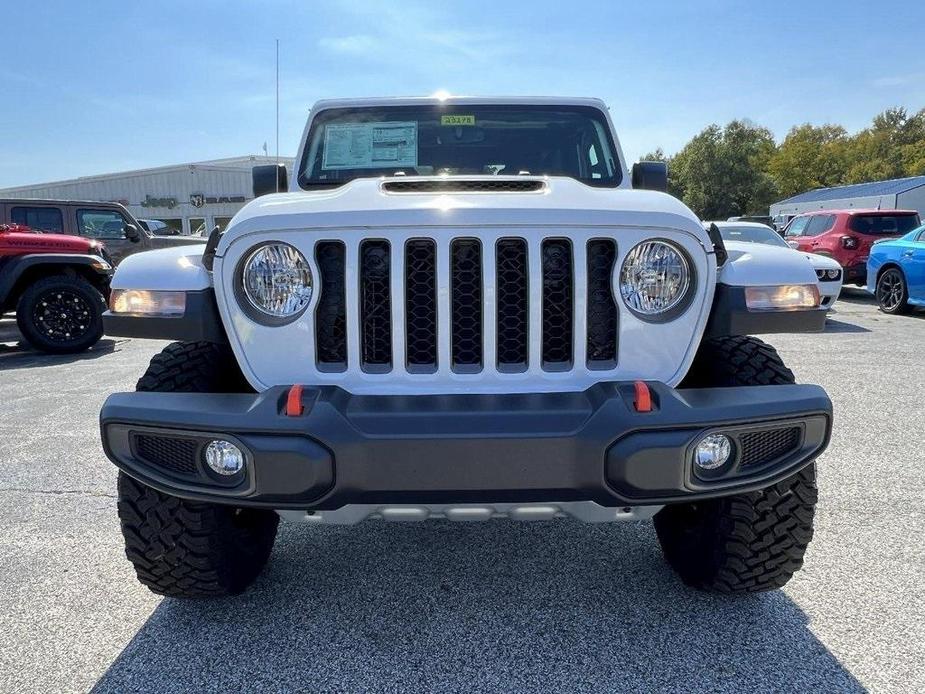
left=867, top=224, right=925, bottom=314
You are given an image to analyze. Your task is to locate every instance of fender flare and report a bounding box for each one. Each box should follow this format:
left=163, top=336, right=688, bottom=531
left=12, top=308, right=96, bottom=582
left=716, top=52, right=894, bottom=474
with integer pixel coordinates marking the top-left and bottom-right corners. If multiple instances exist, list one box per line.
left=0, top=253, right=112, bottom=308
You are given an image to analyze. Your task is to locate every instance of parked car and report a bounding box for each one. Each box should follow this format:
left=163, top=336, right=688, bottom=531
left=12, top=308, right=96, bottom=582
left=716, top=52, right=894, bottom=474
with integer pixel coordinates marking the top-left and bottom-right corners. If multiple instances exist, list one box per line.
left=0, top=222, right=112, bottom=352
left=100, top=95, right=832, bottom=599
left=0, top=199, right=204, bottom=264
left=138, top=219, right=181, bottom=236
left=867, top=223, right=925, bottom=314
left=707, top=221, right=843, bottom=309
left=727, top=215, right=774, bottom=228
left=782, top=209, right=921, bottom=285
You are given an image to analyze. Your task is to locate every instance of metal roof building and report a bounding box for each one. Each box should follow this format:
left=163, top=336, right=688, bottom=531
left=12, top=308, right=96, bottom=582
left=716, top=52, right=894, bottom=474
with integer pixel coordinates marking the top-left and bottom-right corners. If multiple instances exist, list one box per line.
left=770, top=175, right=925, bottom=222
left=0, top=155, right=295, bottom=236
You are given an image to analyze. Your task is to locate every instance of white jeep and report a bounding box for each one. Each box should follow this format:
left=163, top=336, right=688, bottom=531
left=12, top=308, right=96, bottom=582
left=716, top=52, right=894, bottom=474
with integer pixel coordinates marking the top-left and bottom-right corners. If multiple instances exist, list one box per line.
left=101, top=97, right=831, bottom=598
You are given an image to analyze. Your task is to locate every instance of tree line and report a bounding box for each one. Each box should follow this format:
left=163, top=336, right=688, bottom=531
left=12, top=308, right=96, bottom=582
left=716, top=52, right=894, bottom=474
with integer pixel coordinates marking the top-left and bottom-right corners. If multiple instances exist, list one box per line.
left=643, top=107, right=925, bottom=220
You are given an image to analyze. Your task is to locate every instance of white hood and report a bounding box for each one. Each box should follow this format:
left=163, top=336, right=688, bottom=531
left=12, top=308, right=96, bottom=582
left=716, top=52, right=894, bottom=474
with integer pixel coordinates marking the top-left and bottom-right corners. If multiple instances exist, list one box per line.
left=217, top=176, right=712, bottom=256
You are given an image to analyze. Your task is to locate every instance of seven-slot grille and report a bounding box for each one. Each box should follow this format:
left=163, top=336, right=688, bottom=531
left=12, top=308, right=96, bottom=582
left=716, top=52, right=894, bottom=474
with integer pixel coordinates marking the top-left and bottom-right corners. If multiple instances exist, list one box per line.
left=313, top=236, right=619, bottom=374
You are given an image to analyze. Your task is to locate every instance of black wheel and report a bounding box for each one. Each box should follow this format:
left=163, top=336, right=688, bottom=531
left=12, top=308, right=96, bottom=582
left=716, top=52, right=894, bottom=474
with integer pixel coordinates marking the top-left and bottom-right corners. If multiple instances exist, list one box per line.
left=657, top=336, right=818, bottom=593
left=117, top=342, right=278, bottom=598
left=16, top=275, right=105, bottom=353
left=875, top=267, right=910, bottom=315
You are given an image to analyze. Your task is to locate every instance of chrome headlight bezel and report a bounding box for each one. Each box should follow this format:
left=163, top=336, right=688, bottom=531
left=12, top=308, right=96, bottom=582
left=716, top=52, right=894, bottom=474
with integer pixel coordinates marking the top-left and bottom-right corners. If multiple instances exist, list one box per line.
left=618, top=239, right=695, bottom=322
left=235, top=241, right=313, bottom=325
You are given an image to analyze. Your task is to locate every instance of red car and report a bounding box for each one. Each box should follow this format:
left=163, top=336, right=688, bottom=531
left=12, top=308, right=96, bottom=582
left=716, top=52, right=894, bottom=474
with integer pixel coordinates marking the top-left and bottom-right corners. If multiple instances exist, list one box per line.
left=782, top=209, right=922, bottom=285
left=0, top=222, right=112, bottom=353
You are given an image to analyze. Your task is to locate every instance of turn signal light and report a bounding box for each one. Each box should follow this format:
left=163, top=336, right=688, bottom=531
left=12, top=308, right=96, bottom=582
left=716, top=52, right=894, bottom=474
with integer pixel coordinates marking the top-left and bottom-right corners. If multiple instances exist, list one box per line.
left=744, top=285, right=819, bottom=311
left=110, top=289, right=186, bottom=316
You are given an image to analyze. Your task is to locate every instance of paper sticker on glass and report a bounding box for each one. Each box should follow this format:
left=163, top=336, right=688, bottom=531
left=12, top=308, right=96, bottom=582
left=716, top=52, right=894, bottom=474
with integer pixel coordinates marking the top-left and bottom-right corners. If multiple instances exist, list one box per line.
left=322, top=121, right=418, bottom=170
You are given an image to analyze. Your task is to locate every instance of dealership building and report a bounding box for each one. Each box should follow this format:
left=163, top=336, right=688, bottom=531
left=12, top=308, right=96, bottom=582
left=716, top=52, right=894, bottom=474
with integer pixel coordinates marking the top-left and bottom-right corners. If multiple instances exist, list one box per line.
left=770, top=175, right=925, bottom=224
left=0, top=155, right=295, bottom=235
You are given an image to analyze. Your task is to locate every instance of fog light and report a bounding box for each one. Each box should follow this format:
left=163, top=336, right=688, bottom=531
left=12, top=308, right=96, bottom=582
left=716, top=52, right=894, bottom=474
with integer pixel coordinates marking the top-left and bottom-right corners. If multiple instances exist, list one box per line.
left=204, top=440, right=244, bottom=476
left=694, top=434, right=732, bottom=470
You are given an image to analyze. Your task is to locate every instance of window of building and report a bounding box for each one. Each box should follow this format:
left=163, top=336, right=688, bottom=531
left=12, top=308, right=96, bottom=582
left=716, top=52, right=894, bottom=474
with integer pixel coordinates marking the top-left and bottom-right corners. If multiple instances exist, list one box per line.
left=77, top=209, right=127, bottom=239
left=189, top=217, right=208, bottom=236
left=152, top=218, right=183, bottom=235
left=10, top=206, right=64, bottom=233
left=214, top=216, right=233, bottom=232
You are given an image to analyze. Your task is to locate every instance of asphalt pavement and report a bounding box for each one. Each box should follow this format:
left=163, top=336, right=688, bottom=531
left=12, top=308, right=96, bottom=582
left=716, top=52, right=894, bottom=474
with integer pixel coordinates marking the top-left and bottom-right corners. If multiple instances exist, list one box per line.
left=1, top=289, right=923, bottom=693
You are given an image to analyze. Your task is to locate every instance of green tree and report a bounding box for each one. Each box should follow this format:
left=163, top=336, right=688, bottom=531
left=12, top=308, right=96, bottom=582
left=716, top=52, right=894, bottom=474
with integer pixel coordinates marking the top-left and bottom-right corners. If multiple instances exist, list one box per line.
left=669, top=120, right=777, bottom=219
left=843, top=107, right=925, bottom=182
left=767, top=124, right=848, bottom=199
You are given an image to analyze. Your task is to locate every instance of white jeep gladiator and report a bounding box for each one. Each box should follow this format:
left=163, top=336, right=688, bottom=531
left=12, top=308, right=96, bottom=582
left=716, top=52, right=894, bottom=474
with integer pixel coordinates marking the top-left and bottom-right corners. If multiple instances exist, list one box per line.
left=101, top=97, right=832, bottom=598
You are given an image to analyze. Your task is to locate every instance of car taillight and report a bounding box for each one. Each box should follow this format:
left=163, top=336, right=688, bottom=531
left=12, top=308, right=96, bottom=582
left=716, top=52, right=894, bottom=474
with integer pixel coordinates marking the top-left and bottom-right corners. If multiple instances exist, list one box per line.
left=841, top=236, right=859, bottom=250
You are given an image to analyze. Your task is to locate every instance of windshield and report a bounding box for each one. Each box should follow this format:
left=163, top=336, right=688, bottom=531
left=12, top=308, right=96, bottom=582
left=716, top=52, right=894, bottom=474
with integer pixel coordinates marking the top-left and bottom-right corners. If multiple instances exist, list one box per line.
left=298, top=105, right=621, bottom=189
left=718, top=225, right=789, bottom=248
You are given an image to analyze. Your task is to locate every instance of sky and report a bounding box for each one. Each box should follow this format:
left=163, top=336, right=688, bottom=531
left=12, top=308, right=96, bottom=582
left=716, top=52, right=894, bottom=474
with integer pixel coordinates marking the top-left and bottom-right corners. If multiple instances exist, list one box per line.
left=2, top=0, right=924, bottom=188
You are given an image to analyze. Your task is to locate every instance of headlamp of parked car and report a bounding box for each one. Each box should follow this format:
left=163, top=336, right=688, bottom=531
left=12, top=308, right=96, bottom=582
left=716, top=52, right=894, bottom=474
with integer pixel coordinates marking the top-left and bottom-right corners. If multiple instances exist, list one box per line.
left=744, top=284, right=819, bottom=311
left=815, top=268, right=841, bottom=281
left=110, top=289, right=186, bottom=316
left=238, top=242, right=313, bottom=324
left=619, top=240, right=693, bottom=319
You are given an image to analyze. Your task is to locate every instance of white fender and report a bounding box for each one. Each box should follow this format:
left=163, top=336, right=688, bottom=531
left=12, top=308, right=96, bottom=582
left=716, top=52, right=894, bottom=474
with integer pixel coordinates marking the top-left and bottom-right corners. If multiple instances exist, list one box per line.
left=111, top=246, right=212, bottom=291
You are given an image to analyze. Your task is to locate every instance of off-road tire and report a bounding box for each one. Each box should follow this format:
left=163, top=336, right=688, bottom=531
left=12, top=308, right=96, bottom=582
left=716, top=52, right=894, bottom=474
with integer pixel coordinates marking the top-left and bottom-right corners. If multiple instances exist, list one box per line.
left=117, top=341, right=278, bottom=598
left=657, top=335, right=817, bottom=593
left=16, top=274, right=105, bottom=354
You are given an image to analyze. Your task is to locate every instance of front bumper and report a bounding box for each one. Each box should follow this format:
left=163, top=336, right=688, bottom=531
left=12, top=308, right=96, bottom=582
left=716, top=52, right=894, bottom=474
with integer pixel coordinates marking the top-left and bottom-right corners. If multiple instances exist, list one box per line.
left=100, top=382, right=831, bottom=510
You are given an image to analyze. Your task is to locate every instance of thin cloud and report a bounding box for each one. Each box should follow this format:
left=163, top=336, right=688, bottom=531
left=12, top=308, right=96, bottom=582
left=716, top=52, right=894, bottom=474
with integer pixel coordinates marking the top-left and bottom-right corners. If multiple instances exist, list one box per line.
left=319, top=34, right=381, bottom=54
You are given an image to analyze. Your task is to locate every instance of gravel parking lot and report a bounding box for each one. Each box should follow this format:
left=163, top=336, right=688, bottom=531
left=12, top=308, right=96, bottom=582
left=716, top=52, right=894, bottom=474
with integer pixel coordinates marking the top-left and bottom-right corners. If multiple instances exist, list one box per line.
left=1, top=289, right=923, bottom=693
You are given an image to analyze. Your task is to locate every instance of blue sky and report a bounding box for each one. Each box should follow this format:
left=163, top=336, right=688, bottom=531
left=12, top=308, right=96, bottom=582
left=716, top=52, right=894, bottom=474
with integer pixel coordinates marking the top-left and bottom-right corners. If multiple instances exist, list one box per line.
left=2, top=0, right=923, bottom=188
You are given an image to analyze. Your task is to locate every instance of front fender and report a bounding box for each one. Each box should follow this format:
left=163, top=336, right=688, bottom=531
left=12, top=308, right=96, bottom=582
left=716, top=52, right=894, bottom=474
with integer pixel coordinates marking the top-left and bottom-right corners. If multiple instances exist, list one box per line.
left=104, top=245, right=226, bottom=343
left=0, top=253, right=112, bottom=308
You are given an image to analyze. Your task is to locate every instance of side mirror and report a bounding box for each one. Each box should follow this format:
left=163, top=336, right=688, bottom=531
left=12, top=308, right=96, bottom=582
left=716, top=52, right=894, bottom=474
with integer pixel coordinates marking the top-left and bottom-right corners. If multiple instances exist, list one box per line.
left=124, top=223, right=141, bottom=242
left=253, top=164, right=289, bottom=198
left=631, top=161, right=668, bottom=193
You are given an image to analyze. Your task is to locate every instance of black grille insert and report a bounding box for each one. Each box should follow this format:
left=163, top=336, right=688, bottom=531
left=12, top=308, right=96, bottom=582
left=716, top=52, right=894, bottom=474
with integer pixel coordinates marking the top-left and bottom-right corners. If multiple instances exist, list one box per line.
left=541, top=239, right=573, bottom=369
left=739, top=427, right=801, bottom=468
left=315, top=241, right=347, bottom=369
left=383, top=179, right=545, bottom=194
left=360, top=240, right=392, bottom=370
left=496, top=239, right=529, bottom=370
left=405, top=239, right=438, bottom=371
left=586, top=240, right=618, bottom=368
left=451, top=239, right=483, bottom=371
left=133, top=434, right=199, bottom=477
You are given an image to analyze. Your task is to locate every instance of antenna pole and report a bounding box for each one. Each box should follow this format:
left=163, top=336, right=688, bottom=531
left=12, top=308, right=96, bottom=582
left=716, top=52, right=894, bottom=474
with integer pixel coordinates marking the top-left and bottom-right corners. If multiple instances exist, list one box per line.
left=275, top=38, right=280, bottom=192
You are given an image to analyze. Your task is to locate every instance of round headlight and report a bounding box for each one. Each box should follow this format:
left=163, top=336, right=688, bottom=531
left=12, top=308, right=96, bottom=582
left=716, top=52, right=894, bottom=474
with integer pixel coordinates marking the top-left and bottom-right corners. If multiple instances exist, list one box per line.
left=241, top=242, right=313, bottom=320
left=619, top=240, right=691, bottom=317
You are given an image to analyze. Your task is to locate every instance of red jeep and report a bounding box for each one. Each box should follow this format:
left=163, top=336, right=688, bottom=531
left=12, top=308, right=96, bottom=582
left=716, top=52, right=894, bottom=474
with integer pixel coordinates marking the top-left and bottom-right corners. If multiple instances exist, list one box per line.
left=782, top=209, right=921, bottom=285
left=0, top=223, right=113, bottom=353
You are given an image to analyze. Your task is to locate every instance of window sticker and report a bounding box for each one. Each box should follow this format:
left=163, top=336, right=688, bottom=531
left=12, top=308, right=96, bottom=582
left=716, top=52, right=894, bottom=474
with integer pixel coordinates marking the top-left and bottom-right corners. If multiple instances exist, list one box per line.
left=441, top=114, right=475, bottom=126
left=322, top=121, right=418, bottom=170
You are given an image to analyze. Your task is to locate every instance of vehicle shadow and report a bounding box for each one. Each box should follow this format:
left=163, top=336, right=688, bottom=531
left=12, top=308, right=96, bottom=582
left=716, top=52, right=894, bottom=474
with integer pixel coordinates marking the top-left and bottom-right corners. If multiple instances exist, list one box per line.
left=823, top=319, right=871, bottom=333
left=837, top=288, right=925, bottom=318
left=0, top=337, right=121, bottom=370
left=92, top=521, right=863, bottom=693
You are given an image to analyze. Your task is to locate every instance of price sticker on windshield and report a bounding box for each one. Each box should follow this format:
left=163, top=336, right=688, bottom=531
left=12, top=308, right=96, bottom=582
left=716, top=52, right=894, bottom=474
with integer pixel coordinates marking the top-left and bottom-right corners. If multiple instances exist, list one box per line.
left=441, top=115, right=475, bottom=126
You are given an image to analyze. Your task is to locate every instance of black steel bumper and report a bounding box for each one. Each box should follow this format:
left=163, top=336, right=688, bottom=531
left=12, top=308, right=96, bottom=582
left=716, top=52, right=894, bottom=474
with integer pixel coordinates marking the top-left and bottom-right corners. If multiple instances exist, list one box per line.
left=100, top=382, right=832, bottom=510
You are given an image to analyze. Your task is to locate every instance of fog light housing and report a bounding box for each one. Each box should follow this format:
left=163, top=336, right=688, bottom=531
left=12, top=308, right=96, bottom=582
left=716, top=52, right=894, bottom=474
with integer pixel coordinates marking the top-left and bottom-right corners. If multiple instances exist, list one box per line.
left=204, top=440, right=244, bottom=476
left=694, top=434, right=732, bottom=470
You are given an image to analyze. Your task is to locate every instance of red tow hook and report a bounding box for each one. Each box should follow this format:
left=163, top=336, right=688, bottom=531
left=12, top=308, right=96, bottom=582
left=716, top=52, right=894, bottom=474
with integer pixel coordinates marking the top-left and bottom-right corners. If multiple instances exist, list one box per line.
left=286, top=384, right=304, bottom=416
left=633, top=381, right=652, bottom=413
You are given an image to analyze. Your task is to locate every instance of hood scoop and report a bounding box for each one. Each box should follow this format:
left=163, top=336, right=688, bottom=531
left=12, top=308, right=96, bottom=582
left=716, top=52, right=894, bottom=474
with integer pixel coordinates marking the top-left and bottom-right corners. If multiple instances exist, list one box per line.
left=381, top=179, right=547, bottom=194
